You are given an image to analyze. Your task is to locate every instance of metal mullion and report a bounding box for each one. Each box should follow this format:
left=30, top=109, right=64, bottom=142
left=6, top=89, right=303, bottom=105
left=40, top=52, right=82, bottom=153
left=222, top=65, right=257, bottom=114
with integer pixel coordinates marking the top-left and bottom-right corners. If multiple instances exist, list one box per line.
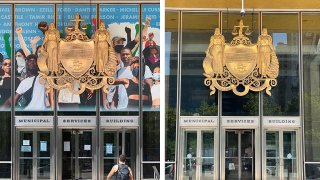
left=197, top=130, right=201, bottom=179
left=122, top=128, right=125, bottom=155
left=218, top=10, right=222, bottom=180
left=12, top=4, right=16, bottom=180
left=75, top=132, right=80, bottom=179
left=238, top=131, right=241, bottom=180
left=116, top=131, right=120, bottom=160
left=280, top=130, right=284, bottom=180
left=53, top=4, right=58, bottom=180
left=33, top=130, right=37, bottom=180
left=175, top=10, right=182, bottom=180
left=138, top=4, right=143, bottom=180
left=259, top=10, right=263, bottom=180
left=96, top=4, right=100, bottom=180
left=299, top=11, right=306, bottom=180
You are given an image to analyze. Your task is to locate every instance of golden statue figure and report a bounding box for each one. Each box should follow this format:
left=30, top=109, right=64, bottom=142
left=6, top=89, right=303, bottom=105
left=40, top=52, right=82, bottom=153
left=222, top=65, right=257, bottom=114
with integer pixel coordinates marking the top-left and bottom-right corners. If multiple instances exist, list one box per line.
left=94, top=22, right=117, bottom=75
left=257, top=28, right=274, bottom=77
left=203, top=19, right=279, bottom=97
left=42, top=22, right=60, bottom=73
left=38, top=14, right=119, bottom=95
left=204, top=28, right=225, bottom=76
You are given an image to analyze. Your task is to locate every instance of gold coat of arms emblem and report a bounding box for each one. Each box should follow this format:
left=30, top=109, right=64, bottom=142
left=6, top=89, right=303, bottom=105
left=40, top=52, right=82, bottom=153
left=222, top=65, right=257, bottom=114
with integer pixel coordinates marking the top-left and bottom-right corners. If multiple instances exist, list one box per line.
left=203, top=19, right=279, bottom=96
left=38, top=14, right=117, bottom=94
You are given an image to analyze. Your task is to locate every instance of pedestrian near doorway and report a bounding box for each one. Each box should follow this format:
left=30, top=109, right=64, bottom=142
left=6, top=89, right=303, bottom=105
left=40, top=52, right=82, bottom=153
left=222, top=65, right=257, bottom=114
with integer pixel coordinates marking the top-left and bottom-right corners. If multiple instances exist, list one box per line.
left=106, top=154, right=134, bottom=180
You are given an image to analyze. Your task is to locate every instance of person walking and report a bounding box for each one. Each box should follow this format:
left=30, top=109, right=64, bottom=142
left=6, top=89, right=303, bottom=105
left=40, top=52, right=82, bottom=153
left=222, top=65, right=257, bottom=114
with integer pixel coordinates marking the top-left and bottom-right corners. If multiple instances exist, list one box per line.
left=107, top=154, right=134, bottom=180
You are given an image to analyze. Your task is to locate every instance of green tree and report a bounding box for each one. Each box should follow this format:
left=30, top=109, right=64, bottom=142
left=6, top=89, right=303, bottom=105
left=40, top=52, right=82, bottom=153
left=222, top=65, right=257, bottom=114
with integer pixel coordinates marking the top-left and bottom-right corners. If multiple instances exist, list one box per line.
left=196, top=101, right=218, bottom=116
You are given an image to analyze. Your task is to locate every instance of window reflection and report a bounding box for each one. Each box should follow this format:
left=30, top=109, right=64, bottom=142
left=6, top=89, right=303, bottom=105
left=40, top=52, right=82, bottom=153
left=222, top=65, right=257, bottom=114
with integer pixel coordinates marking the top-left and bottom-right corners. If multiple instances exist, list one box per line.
left=181, top=12, right=219, bottom=116
left=262, top=13, right=299, bottom=116
left=165, top=12, right=178, bottom=164
left=221, top=13, right=259, bottom=116
left=303, top=13, right=320, bottom=162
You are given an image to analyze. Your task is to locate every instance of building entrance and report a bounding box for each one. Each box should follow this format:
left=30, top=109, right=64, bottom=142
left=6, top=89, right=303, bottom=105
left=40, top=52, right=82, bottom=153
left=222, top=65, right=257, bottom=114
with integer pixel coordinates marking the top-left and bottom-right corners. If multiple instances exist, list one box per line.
left=101, top=129, right=137, bottom=179
left=264, top=130, right=298, bottom=180
left=61, top=129, right=94, bottom=180
left=182, top=129, right=216, bottom=180
left=224, top=130, right=255, bottom=180
left=17, top=130, right=53, bottom=180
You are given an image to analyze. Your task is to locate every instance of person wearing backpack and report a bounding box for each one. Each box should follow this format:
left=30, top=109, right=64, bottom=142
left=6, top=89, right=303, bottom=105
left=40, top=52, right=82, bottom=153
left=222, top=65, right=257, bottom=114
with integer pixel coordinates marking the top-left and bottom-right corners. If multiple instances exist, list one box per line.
left=107, top=154, right=134, bottom=180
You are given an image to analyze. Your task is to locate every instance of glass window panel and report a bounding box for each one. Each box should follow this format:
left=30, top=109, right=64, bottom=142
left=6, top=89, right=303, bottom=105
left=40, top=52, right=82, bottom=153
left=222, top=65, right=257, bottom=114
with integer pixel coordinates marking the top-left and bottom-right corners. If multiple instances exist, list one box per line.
left=283, top=131, right=297, bottom=179
left=201, top=131, right=214, bottom=179
left=14, top=5, right=55, bottom=112
left=0, top=5, right=12, bottom=111
left=221, top=12, right=259, bottom=116
left=143, top=112, right=160, bottom=161
left=183, top=131, right=197, bottom=179
left=0, top=163, right=11, bottom=178
left=262, top=13, right=299, bottom=116
left=165, top=162, right=175, bottom=180
left=165, top=11, right=178, bottom=162
left=19, top=159, right=33, bottom=179
left=181, top=12, right=219, bottom=116
left=306, top=163, right=320, bottom=179
left=0, top=112, right=11, bottom=161
left=142, top=4, right=160, bottom=111
left=37, top=159, right=50, bottom=179
left=37, top=132, right=50, bottom=157
left=99, top=4, right=141, bottom=112
left=20, top=131, right=33, bottom=157
left=266, top=132, right=280, bottom=179
left=143, top=163, right=160, bottom=179
left=303, top=13, right=320, bottom=162
left=56, top=4, right=97, bottom=112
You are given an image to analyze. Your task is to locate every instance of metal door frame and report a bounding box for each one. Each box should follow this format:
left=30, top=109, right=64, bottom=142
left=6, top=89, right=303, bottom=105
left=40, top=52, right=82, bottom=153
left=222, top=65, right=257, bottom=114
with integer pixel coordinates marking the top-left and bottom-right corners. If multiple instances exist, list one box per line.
left=221, top=128, right=259, bottom=180
left=99, top=127, right=139, bottom=179
left=178, top=128, right=218, bottom=180
left=262, top=129, right=301, bottom=180
left=16, top=128, right=54, bottom=180
left=57, top=128, right=97, bottom=180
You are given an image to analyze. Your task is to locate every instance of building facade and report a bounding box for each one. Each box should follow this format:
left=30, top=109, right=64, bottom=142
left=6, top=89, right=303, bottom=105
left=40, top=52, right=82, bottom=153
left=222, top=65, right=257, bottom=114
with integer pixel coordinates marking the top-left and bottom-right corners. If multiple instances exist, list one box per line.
left=165, top=1, right=320, bottom=179
left=0, top=0, right=160, bottom=179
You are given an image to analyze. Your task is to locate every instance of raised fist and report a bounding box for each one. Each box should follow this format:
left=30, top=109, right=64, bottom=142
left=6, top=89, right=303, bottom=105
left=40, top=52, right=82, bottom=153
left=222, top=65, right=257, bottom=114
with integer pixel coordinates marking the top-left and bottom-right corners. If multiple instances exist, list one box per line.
left=15, top=27, right=22, bottom=34
left=125, top=26, right=131, bottom=34
left=145, top=17, right=151, bottom=26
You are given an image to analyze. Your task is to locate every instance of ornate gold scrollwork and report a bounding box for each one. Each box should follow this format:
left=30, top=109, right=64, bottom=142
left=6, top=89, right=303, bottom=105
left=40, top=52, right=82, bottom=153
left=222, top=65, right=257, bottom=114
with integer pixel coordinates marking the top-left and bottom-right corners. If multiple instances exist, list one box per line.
left=38, top=14, right=117, bottom=94
left=203, top=19, right=279, bottom=96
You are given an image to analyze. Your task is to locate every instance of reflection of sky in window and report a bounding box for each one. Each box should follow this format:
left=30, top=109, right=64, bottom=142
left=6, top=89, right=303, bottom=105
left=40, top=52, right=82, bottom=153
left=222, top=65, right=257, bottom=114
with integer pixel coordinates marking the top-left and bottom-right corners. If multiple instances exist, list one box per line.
left=165, top=32, right=171, bottom=75
left=272, top=33, right=287, bottom=50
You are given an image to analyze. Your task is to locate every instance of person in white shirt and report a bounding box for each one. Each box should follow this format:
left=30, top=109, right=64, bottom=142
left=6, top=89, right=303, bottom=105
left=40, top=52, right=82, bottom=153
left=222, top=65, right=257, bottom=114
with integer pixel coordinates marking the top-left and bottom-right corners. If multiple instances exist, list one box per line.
left=3, top=54, right=53, bottom=110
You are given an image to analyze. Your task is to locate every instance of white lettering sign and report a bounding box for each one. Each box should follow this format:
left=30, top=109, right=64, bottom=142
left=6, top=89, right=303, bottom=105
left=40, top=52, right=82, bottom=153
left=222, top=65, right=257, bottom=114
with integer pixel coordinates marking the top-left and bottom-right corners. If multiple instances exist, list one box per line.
left=58, top=117, right=96, bottom=127
left=180, top=116, right=218, bottom=127
left=100, top=116, right=139, bottom=127
left=263, top=117, right=300, bottom=127
left=16, top=116, right=53, bottom=127
left=221, top=117, right=259, bottom=127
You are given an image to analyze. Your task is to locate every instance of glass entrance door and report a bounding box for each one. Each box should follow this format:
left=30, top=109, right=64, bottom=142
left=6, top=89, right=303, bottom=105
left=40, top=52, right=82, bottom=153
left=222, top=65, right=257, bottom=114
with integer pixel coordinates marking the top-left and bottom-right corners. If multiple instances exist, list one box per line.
left=225, top=130, right=254, bottom=180
left=182, top=130, right=215, bottom=180
left=18, top=130, right=52, bottom=180
left=62, top=129, right=93, bottom=180
left=264, top=130, right=297, bottom=180
left=102, top=129, right=136, bottom=179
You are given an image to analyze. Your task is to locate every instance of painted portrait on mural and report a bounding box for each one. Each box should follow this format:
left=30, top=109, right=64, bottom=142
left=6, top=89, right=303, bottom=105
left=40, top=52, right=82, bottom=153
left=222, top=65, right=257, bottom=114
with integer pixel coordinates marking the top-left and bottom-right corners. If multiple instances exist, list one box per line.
left=99, top=4, right=160, bottom=111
